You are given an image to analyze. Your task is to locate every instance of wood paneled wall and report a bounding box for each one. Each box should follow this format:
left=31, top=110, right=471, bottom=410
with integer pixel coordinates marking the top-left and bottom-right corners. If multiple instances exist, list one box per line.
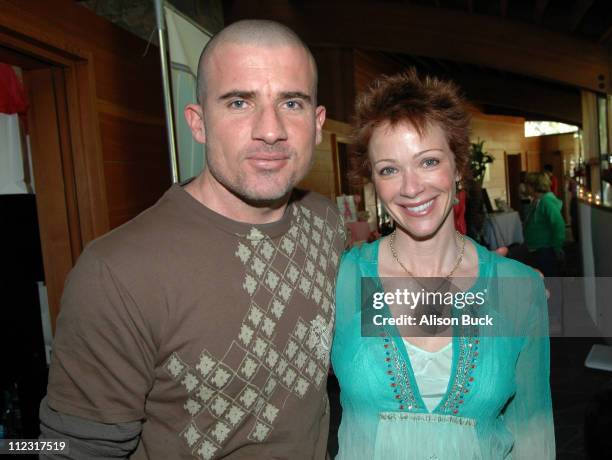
left=1, top=0, right=172, bottom=326
left=471, top=113, right=527, bottom=207
left=353, top=50, right=403, bottom=96
left=298, top=119, right=352, bottom=201
left=1, top=0, right=171, bottom=233
left=311, top=47, right=356, bottom=123
left=524, top=136, right=543, bottom=172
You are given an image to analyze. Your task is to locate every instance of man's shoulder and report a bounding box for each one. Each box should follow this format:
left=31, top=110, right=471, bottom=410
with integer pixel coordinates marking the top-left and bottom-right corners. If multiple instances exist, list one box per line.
left=84, top=186, right=188, bottom=265
left=291, top=189, right=340, bottom=218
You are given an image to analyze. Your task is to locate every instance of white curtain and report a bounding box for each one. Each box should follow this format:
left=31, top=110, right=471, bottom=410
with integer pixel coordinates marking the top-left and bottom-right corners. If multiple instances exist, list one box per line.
left=0, top=113, right=28, bottom=194
left=164, top=5, right=211, bottom=182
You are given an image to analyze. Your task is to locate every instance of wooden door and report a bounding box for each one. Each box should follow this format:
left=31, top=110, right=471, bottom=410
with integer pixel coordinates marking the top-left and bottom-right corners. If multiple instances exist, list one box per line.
left=24, top=67, right=81, bottom=329
left=506, top=153, right=522, bottom=212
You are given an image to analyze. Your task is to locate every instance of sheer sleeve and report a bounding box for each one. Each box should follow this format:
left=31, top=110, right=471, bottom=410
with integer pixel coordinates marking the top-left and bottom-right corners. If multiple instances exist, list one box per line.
left=333, top=248, right=361, bottom=329
left=331, top=248, right=361, bottom=372
left=503, top=274, right=555, bottom=459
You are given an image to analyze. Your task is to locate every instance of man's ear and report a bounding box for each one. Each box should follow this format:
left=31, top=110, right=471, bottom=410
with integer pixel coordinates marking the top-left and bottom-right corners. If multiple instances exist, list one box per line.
left=184, top=104, right=206, bottom=144
left=314, top=105, right=326, bottom=145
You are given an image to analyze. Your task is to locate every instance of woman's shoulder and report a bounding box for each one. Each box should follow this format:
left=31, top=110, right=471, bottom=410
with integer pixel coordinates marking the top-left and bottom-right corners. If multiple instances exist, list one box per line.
left=341, top=239, right=381, bottom=266
left=337, top=240, right=381, bottom=284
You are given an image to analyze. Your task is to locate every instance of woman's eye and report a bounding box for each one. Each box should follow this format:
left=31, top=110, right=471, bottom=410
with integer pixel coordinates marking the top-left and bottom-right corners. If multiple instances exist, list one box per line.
left=379, top=166, right=397, bottom=176
left=422, top=158, right=440, bottom=168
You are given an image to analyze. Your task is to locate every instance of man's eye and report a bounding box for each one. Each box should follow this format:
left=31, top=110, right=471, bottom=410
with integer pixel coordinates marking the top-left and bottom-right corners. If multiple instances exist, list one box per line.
left=379, top=166, right=397, bottom=176
left=422, top=158, right=440, bottom=168
left=230, top=100, right=247, bottom=109
left=284, top=100, right=303, bottom=110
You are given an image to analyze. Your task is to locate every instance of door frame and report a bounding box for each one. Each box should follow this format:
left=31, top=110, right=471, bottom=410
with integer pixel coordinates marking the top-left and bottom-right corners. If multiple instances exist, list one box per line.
left=0, top=26, right=109, bottom=330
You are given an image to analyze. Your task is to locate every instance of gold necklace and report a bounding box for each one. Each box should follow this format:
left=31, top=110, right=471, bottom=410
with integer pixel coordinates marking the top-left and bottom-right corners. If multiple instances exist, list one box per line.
left=388, top=230, right=466, bottom=279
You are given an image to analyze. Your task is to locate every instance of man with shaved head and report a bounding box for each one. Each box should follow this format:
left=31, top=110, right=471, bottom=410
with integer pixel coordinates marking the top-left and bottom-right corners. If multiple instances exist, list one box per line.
left=40, top=20, right=345, bottom=459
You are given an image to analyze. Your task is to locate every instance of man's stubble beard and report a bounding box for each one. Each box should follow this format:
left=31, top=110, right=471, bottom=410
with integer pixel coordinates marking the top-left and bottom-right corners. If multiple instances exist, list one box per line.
left=206, top=150, right=315, bottom=208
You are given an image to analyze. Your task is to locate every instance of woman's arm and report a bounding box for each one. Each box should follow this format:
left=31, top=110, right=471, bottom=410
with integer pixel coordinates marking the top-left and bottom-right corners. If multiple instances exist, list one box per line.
left=502, top=275, right=555, bottom=459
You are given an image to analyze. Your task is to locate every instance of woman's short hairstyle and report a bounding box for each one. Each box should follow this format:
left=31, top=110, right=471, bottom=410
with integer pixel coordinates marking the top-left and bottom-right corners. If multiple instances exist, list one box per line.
left=525, top=172, right=551, bottom=193
left=352, top=69, right=472, bottom=188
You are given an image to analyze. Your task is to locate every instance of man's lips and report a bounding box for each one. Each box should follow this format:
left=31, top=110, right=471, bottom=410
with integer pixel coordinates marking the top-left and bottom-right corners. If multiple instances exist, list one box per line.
left=247, top=155, right=290, bottom=170
left=248, top=155, right=290, bottom=161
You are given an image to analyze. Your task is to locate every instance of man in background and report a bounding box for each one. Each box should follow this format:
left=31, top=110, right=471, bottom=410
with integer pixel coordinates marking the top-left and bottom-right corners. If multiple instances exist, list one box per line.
left=543, top=164, right=559, bottom=196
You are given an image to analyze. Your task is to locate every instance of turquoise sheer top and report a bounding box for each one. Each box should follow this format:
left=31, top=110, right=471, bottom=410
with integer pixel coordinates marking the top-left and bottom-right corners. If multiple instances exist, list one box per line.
left=331, top=239, right=555, bottom=459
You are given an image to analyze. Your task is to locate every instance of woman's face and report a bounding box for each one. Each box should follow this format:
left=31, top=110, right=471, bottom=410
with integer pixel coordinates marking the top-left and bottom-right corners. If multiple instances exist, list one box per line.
left=369, top=121, right=459, bottom=239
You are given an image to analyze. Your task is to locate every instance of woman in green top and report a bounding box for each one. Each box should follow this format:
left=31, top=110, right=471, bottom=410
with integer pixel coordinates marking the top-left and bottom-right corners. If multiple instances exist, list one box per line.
left=332, top=70, right=554, bottom=459
left=523, top=172, right=565, bottom=276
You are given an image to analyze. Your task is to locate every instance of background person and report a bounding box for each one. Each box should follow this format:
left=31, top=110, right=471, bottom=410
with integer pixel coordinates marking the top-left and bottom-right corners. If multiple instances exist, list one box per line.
left=543, top=164, right=559, bottom=197
left=524, top=171, right=565, bottom=277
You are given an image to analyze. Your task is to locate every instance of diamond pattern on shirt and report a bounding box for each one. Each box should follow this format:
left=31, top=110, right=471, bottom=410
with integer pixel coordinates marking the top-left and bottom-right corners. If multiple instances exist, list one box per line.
left=235, top=243, right=252, bottom=264
left=261, top=316, right=276, bottom=338
left=194, top=437, right=219, bottom=460
left=208, top=363, right=233, bottom=390
left=196, top=351, right=217, bottom=379
left=237, top=384, right=260, bottom=410
left=210, top=394, right=231, bottom=418
left=181, top=422, right=202, bottom=448
left=270, top=299, right=285, bottom=320
left=248, top=421, right=272, bottom=442
left=196, top=383, right=215, bottom=404
left=210, top=421, right=231, bottom=444
left=294, top=376, right=310, bottom=398
left=238, top=323, right=254, bottom=347
left=166, top=202, right=345, bottom=457
left=164, top=353, right=187, bottom=379
left=247, top=303, right=264, bottom=328
left=238, top=354, right=260, bottom=380
left=223, top=405, right=246, bottom=428
left=181, top=371, right=199, bottom=393
left=184, top=398, right=202, bottom=417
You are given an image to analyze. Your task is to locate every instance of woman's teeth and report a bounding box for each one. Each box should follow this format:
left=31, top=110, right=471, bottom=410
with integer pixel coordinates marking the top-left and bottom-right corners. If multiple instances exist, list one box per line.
left=406, top=200, right=433, bottom=213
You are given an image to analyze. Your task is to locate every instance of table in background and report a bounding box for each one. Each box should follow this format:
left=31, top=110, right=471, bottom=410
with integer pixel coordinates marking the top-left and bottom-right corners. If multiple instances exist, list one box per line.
left=483, top=210, right=524, bottom=250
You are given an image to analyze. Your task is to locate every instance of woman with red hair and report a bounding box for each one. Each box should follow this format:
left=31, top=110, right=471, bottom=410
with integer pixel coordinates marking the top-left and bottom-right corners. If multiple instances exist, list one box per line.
left=332, top=70, right=554, bottom=459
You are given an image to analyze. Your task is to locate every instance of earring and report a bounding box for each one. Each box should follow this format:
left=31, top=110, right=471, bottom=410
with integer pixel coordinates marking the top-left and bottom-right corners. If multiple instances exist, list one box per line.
left=452, top=181, right=461, bottom=205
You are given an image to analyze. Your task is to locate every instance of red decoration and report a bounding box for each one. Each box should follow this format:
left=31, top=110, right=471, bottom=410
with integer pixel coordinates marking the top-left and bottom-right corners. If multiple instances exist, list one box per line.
left=0, top=64, right=28, bottom=115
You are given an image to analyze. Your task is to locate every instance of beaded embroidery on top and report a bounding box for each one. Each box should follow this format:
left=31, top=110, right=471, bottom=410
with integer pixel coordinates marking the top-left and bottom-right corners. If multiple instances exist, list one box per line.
left=382, top=308, right=480, bottom=415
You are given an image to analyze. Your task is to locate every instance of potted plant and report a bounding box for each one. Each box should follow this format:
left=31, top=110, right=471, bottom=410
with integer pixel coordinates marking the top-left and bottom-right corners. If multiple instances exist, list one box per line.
left=466, top=139, right=493, bottom=241
left=470, top=139, right=494, bottom=185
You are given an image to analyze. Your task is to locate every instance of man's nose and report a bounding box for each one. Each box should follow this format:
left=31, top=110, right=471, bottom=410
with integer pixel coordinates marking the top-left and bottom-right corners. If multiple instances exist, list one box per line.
left=252, top=105, right=288, bottom=144
left=400, top=168, right=425, bottom=197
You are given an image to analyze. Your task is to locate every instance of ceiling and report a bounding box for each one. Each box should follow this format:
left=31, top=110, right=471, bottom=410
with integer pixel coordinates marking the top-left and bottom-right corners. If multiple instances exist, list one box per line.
left=77, top=0, right=612, bottom=124
left=380, top=51, right=582, bottom=125
left=289, top=0, right=612, bottom=45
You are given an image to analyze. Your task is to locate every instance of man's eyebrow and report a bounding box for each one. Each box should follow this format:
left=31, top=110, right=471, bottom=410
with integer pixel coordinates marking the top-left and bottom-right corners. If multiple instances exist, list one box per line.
left=218, top=90, right=256, bottom=101
left=279, top=91, right=312, bottom=103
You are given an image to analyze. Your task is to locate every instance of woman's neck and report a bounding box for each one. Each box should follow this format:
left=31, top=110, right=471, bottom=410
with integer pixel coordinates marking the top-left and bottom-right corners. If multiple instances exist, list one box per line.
left=391, top=219, right=462, bottom=277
